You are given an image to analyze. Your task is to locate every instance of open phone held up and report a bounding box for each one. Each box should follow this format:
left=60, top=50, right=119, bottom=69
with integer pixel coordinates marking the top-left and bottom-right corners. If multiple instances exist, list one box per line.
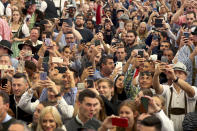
left=112, top=117, right=128, bottom=128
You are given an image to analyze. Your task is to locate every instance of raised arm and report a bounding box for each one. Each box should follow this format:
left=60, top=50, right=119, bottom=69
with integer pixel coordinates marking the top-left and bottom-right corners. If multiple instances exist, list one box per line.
left=153, top=63, right=164, bottom=94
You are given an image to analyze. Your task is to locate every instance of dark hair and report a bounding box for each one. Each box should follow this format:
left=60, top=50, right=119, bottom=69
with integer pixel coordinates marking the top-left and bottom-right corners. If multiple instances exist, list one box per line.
left=0, top=90, right=9, bottom=104
left=76, top=14, right=84, bottom=20
left=31, top=27, right=40, bottom=35
left=141, top=115, right=162, bottom=131
left=25, top=60, right=37, bottom=72
left=13, top=73, right=27, bottom=83
left=141, top=88, right=153, bottom=97
left=160, top=31, right=169, bottom=41
left=78, top=89, right=97, bottom=103
left=100, top=54, right=114, bottom=68
left=187, top=11, right=196, bottom=19
left=127, top=30, right=137, bottom=37
left=65, top=31, right=74, bottom=36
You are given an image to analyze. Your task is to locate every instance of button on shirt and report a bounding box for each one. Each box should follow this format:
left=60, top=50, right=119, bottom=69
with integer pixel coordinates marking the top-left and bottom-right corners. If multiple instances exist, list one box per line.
left=39, top=87, right=77, bottom=106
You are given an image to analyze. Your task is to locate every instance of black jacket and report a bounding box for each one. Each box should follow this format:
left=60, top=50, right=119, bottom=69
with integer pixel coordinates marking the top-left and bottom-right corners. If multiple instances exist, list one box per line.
left=9, top=94, right=36, bottom=123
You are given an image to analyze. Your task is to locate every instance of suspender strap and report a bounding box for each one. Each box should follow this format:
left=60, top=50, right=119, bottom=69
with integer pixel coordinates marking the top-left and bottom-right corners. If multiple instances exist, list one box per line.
left=168, top=87, right=187, bottom=118
left=168, top=88, right=173, bottom=118
left=187, top=45, right=197, bottom=86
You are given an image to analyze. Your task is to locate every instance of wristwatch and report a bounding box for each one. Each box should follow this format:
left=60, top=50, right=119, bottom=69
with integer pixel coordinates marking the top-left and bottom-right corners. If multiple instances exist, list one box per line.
left=173, top=77, right=179, bottom=83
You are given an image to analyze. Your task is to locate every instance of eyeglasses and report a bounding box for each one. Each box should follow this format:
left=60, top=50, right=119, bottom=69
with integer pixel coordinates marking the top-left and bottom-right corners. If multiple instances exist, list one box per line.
left=140, top=71, right=154, bottom=76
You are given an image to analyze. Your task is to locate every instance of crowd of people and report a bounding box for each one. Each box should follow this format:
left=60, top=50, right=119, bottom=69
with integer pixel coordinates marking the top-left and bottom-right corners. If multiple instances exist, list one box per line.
left=0, top=0, right=197, bottom=130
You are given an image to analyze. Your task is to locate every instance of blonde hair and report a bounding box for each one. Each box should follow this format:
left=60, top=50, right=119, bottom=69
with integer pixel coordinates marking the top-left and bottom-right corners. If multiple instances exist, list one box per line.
left=36, top=106, right=63, bottom=131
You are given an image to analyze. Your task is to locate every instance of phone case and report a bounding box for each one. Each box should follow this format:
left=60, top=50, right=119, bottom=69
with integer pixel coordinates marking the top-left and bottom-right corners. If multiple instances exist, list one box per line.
left=40, top=72, right=47, bottom=80
left=112, top=118, right=128, bottom=127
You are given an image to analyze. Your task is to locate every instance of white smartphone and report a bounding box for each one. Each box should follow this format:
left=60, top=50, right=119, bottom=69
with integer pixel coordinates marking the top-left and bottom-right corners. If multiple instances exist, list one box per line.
left=115, top=62, right=123, bottom=74
left=52, top=57, right=63, bottom=63
left=77, top=83, right=85, bottom=91
left=119, top=22, right=124, bottom=29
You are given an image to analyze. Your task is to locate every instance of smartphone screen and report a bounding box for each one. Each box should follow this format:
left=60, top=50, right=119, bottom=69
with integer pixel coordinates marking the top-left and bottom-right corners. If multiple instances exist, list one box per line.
left=119, top=22, right=124, bottom=29
left=183, top=32, right=190, bottom=38
left=1, top=79, right=7, bottom=88
left=77, top=83, right=85, bottom=91
left=55, top=67, right=67, bottom=73
left=112, top=118, right=128, bottom=127
left=40, top=72, right=47, bottom=80
left=45, top=38, right=51, bottom=46
left=141, top=97, right=149, bottom=112
left=94, top=40, right=100, bottom=46
left=161, top=56, right=168, bottom=63
left=155, top=19, right=163, bottom=28
left=138, top=50, right=144, bottom=57
left=86, top=79, right=94, bottom=88
left=52, top=57, right=63, bottom=63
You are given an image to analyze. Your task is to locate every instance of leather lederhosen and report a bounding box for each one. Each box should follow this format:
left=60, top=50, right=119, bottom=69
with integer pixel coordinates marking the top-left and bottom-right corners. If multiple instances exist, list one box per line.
left=168, top=88, right=187, bottom=118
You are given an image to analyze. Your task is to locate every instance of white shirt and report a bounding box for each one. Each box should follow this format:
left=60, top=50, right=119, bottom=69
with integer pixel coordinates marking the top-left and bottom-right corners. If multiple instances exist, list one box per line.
left=39, top=1, right=47, bottom=13
left=0, top=1, right=5, bottom=16
left=154, top=110, right=174, bottom=131
left=161, top=84, right=197, bottom=131
left=18, top=90, right=74, bottom=119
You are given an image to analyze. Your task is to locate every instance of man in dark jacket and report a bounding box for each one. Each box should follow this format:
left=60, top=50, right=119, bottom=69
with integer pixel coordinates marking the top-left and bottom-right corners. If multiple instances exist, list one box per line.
left=9, top=73, right=36, bottom=123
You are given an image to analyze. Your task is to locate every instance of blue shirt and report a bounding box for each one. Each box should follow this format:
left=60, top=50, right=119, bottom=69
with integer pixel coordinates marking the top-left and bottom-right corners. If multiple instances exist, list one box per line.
left=39, top=87, right=78, bottom=106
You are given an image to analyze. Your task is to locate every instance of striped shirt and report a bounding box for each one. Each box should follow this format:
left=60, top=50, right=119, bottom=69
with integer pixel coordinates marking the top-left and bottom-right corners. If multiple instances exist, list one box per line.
left=177, top=45, right=197, bottom=87
left=183, top=112, right=197, bottom=131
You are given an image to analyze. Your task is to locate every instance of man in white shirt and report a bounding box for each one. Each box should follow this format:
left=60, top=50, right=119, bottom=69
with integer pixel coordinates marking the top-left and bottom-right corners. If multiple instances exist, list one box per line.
left=153, top=62, right=197, bottom=131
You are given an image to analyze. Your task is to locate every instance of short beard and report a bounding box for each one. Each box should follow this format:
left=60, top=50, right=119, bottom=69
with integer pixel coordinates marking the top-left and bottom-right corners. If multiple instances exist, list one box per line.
left=76, top=23, right=83, bottom=28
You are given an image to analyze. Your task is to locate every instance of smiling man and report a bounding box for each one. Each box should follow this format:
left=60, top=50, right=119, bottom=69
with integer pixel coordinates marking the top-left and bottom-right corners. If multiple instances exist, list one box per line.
left=9, top=73, right=36, bottom=123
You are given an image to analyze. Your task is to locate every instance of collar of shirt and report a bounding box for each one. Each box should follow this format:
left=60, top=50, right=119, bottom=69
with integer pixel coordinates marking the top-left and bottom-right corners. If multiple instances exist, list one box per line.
left=2, top=113, right=12, bottom=123
left=76, top=114, right=84, bottom=126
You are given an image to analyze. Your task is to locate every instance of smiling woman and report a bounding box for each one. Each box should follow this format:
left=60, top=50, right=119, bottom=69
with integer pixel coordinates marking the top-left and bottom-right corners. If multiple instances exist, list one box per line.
left=36, top=106, right=66, bottom=131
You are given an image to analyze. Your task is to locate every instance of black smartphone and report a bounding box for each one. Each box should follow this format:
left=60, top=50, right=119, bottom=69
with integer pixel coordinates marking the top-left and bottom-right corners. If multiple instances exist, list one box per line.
left=86, top=79, right=94, bottom=88
left=183, top=32, right=190, bottom=38
left=94, top=40, right=101, bottom=46
left=138, top=50, right=144, bottom=57
left=85, top=62, right=93, bottom=68
left=155, top=18, right=163, bottom=28
left=141, top=97, right=149, bottom=112
left=1, top=79, right=7, bottom=88
left=55, top=67, right=67, bottom=73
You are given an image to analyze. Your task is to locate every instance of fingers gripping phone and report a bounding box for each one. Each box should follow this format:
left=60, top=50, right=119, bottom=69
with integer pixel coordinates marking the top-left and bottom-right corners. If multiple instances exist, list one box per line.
left=112, top=118, right=128, bottom=127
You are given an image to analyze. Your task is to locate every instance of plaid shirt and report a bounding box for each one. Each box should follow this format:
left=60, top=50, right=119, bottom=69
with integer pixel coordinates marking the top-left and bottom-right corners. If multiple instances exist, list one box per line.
left=124, top=65, right=140, bottom=100
left=177, top=44, right=197, bottom=87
